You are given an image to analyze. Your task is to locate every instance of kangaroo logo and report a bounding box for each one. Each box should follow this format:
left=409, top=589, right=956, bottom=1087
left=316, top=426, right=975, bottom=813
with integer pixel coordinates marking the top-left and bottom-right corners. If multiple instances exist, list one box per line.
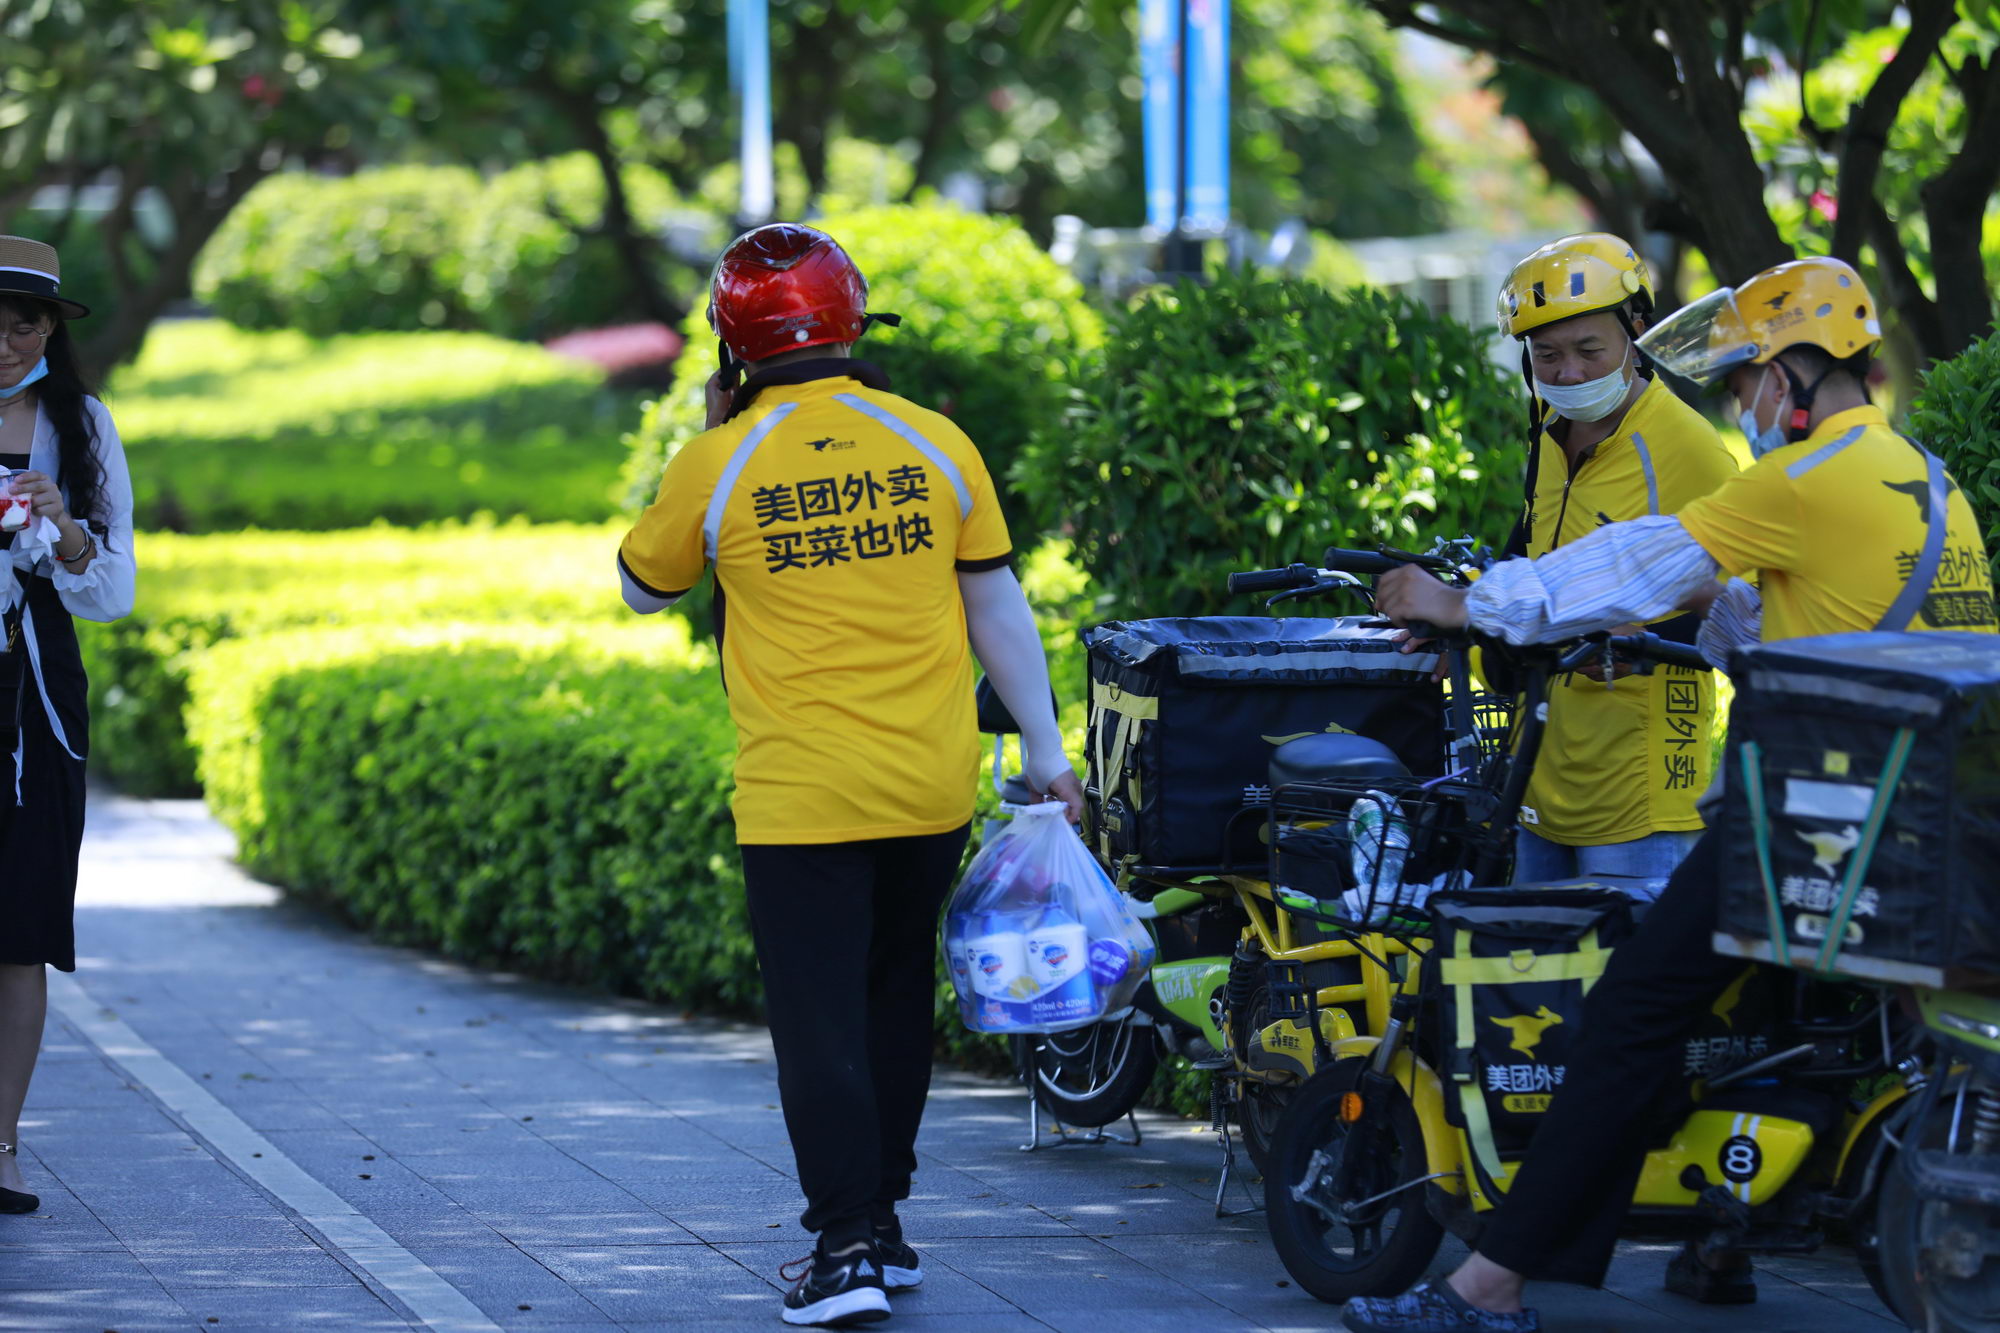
left=1797, top=825, right=1862, bottom=876
left=1711, top=967, right=1753, bottom=1030
left=1882, top=474, right=1957, bottom=522
left=1490, top=1006, right=1564, bottom=1057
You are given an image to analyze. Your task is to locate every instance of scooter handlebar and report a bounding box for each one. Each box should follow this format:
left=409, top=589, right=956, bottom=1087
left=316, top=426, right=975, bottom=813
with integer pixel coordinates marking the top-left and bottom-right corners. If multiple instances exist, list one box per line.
left=1226, top=564, right=1321, bottom=595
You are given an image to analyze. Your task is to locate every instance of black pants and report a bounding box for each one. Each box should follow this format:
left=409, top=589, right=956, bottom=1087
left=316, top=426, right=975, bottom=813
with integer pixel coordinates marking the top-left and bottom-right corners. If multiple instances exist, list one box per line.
left=740, top=824, right=969, bottom=1244
left=1477, top=831, right=1747, bottom=1286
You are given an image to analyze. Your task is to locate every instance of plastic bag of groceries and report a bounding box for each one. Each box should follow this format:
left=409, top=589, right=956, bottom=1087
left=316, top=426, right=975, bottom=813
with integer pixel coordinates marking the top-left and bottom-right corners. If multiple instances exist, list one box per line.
left=942, top=802, right=1155, bottom=1034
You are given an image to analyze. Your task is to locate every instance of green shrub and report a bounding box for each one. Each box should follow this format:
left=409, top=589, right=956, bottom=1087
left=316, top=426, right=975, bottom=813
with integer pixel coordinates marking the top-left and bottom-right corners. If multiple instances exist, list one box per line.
left=107, top=321, right=640, bottom=530
left=1908, top=327, right=2000, bottom=583
left=458, top=154, right=719, bottom=340
left=621, top=201, right=1103, bottom=532
left=693, top=138, right=915, bottom=223
left=195, top=167, right=479, bottom=337
left=183, top=622, right=768, bottom=997
left=1013, top=271, right=1525, bottom=619
left=197, top=159, right=730, bottom=343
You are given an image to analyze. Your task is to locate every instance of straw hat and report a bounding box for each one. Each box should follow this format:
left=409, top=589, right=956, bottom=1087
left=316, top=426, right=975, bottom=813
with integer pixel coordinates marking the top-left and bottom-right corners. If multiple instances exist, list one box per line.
left=0, top=236, right=90, bottom=319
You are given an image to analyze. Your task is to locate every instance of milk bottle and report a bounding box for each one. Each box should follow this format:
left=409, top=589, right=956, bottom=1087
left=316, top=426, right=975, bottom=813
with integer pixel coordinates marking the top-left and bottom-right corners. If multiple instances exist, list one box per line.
left=1024, top=905, right=1097, bottom=1028
left=943, top=914, right=976, bottom=1019
left=967, top=913, right=1033, bottom=1030
left=1025, top=908, right=1090, bottom=991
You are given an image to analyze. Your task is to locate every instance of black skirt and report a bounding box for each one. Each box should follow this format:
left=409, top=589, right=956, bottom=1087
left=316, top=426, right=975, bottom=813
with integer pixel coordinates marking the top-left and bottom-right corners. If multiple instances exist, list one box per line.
left=0, top=570, right=89, bottom=971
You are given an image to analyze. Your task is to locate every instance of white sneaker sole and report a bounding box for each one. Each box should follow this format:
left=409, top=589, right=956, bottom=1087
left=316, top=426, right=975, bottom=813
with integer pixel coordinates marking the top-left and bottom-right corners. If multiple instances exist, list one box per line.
left=781, top=1285, right=891, bottom=1327
left=884, top=1264, right=922, bottom=1291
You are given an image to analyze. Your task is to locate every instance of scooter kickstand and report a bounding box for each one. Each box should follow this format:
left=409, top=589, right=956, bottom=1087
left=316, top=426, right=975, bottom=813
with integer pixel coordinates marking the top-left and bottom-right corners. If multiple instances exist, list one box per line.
left=1212, top=1082, right=1264, bottom=1218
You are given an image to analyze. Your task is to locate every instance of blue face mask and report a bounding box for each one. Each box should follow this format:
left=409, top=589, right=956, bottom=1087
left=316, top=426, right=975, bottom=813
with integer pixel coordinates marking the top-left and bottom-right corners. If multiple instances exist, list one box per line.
left=1737, top=366, right=1789, bottom=458
left=0, top=356, right=48, bottom=399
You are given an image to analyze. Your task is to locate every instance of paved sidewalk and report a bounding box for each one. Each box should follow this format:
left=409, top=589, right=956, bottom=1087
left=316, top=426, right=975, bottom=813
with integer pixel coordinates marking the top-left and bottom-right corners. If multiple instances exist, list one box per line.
left=0, top=791, right=1901, bottom=1331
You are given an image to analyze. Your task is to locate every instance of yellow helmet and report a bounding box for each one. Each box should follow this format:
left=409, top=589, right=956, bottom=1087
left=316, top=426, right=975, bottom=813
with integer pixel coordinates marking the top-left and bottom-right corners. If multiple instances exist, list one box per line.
left=1496, top=232, right=1653, bottom=339
left=1636, top=256, right=1883, bottom=390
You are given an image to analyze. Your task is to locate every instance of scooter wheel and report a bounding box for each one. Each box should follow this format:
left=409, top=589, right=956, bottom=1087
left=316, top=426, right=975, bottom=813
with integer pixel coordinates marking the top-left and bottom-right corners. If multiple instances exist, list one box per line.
left=1264, top=1058, right=1445, bottom=1303
left=1012, top=1013, right=1160, bottom=1129
left=1873, top=1090, right=2000, bottom=1332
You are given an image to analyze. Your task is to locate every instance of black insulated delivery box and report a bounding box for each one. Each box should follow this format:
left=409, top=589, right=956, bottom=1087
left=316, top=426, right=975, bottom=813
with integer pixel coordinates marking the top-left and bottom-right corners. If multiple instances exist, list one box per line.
left=1082, top=616, right=1446, bottom=874
left=1716, top=630, right=2000, bottom=987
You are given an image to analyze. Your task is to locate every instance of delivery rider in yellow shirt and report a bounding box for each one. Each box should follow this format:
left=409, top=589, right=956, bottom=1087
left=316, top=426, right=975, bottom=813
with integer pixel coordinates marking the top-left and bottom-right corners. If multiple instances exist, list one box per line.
left=1495, top=234, right=1740, bottom=887
left=1358, top=258, right=1994, bottom=1330
left=618, top=224, right=1083, bottom=1328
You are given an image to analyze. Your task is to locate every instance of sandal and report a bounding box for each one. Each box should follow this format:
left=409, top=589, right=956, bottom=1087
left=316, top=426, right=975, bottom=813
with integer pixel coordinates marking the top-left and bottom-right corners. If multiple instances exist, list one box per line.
left=1343, top=1278, right=1542, bottom=1331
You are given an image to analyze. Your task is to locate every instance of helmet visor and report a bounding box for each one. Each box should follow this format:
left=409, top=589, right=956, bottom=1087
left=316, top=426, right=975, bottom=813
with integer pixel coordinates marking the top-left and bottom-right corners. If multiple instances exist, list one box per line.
left=1636, top=287, right=1760, bottom=390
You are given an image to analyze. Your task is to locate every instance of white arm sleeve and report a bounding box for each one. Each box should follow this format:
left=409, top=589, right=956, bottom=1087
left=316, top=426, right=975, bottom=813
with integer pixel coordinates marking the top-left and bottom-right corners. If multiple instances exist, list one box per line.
left=1464, top=515, right=1722, bottom=646
left=1697, top=577, right=1763, bottom=671
left=958, top=566, right=1071, bottom=791
left=618, top=553, right=682, bottom=614
left=50, top=398, right=136, bottom=623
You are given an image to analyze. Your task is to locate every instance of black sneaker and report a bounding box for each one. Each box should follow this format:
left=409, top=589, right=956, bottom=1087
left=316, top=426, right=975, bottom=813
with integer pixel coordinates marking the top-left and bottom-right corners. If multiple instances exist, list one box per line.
left=875, top=1234, right=922, bottom=1291
left=779, top=1245, right=891, bottom=1327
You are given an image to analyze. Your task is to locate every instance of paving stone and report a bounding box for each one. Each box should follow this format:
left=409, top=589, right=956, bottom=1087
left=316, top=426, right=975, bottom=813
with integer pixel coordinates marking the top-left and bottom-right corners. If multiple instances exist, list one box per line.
left=137, top=1245, right=362, bottom=1288
left=468, top=1212, right=701, bottom=1250
left=165, top=1282, right=414, bottom=1330
left=96, top=1214, right=317, bottom=1254
left=0, top=1246, right=158, bottom=1288
left=0, top=1284, right=196, bottom=1333
left=517, top=1244, right=783, bottom=1321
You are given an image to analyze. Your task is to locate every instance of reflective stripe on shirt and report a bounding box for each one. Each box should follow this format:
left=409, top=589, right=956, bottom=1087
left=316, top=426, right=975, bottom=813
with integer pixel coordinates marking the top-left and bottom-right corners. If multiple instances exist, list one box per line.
left=702, top=403, right=799, bottom=561
left=833, top=394, right=973, bottom=519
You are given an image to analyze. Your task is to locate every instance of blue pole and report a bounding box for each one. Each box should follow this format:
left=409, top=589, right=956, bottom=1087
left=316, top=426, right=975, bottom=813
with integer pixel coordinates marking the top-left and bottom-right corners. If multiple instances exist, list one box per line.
left=731, top=0, right=774, bottom=225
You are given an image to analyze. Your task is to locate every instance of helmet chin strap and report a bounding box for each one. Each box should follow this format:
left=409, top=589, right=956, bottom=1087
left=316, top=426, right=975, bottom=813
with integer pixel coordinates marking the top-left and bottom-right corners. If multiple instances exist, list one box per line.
left=1775, top=357, right=1836, bottom=443
left=1611, top=304, right=1652, bottom=379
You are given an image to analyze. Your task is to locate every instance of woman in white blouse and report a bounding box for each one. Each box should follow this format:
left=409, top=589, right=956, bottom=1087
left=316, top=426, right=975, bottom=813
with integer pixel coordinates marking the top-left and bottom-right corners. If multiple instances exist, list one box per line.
left=0, top=236, right=136, bottom=1215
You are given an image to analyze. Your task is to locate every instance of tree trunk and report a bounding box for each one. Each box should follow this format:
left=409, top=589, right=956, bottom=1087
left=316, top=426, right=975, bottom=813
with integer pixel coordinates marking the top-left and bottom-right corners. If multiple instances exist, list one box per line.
left=906, top=20, right=961, bottom=197
left=1921, top=50, right=2000, bottom=358
left=79, top=162, right=270, bottom=374
left=772, top=6, right=855, bottom=205
left=547, top=81, right=684, bottom=330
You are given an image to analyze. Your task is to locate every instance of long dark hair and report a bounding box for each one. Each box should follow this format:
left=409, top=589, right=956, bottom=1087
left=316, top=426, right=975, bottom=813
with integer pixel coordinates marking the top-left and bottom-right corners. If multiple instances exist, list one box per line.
left=2, top=295, right=109, bottom=541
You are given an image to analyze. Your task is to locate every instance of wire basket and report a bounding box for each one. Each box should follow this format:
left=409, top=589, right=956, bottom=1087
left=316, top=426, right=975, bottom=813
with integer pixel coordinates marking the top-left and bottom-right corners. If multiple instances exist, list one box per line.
left=1465, top=691, right=1518, bottom=765
left=1263, top=776, right=1500, bottom=939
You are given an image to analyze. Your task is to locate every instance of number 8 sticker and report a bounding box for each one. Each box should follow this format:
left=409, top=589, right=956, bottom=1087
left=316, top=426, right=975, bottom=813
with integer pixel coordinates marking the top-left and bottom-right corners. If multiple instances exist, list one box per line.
left=1720, top=1134, right=1762, bottom=1183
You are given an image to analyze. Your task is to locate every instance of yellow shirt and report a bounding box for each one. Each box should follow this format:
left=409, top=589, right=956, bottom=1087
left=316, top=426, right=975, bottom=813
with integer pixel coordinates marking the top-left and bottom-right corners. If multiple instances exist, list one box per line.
left=1520, top=376, right=1741, bottom=846
left=1678, top=404, right=1997, bottom=641
left=619, top=370, right=1014, bottom=844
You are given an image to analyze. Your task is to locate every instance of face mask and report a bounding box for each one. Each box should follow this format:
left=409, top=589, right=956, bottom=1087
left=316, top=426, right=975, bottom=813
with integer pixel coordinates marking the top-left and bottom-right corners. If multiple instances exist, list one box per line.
left=1736, top=366, right=1789, bottom=458
left=0, top=357, right=47, bottom=399
left=1534, top=345, right=1633, bottom=422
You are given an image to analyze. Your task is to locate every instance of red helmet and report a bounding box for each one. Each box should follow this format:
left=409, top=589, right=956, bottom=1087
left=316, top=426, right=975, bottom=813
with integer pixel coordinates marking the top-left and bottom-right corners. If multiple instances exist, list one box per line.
left=707, top=223, right=869, bottom=363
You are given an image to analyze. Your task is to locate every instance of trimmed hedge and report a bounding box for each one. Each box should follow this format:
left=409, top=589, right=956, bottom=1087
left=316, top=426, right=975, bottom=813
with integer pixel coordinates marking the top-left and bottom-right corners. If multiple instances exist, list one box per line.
left=184, top=623, right=764, bottom=1003
left=107, top=320, right=640, bottom=532
left=78, top=521, right=633, bottom=796
left=621, top=201, right=1103, bottom=527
